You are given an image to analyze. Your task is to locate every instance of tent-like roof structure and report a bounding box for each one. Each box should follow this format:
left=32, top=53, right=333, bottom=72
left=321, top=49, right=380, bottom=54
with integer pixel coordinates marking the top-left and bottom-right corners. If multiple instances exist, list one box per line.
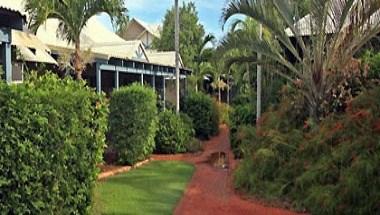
left=129, top=18, right=161, bottom=39
left=12, top=29, right=57, bottom=65
left=286, top=2, right=380, bottom=37
left=146, top=50, right=184, bottom=68
left=36, top=17, right=149, bottom=62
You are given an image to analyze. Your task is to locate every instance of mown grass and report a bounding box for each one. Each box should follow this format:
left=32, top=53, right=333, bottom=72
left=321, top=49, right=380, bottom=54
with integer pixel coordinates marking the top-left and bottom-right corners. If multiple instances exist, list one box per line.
left=93, top=161, right=194, bottom=215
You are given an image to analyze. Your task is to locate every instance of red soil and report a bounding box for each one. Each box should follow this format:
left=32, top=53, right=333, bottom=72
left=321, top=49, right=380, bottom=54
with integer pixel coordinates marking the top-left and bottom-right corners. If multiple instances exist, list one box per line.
left=153, top=125, right=306, bottom=215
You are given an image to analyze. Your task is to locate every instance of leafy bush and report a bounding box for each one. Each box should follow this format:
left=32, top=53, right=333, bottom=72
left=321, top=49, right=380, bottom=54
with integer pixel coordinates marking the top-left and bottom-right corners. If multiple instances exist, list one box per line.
left=230, top=125, right=256, bottom=158
left=109, top=84, right=158, bottom=165
left=183, top=91, right=219, bottom=139
left=230, top=104, right=256, bottom=129
left=0, top=73, right=108, bottom=214
left=155, top=110, right=195, bottom=154
left=234, top=87, right=380, bottom=214
left=361, top=50, right=380, bottom=79
left=215, top=101, right=231, bottom=125
left=185, top=138, right=202, bottom=153
left=229, top=104, right=255, bottom=158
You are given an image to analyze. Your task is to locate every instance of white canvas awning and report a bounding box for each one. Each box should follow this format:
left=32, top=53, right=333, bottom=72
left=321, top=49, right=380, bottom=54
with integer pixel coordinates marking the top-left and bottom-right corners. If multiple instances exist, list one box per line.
left=11, top=30, right=57, bottom=65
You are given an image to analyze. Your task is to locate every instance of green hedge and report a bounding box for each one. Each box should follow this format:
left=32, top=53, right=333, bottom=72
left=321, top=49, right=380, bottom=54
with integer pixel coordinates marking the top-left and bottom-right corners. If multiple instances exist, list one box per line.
left=109, top=84, right=158, bottom=165
left=155, top=111, right=194, bottom=154
left=0, top=73, right=108, bottom=214
left=183, top=92, right=219, bottom=139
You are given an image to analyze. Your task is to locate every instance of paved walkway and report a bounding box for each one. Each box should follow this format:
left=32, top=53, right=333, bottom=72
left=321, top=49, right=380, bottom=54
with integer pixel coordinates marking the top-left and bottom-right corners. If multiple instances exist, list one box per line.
left=153, top=125, right=305, bottom=215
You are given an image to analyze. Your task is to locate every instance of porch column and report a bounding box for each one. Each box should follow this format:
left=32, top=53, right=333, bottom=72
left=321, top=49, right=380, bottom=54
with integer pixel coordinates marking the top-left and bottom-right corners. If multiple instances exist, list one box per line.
left=141, top=64, right=144, bottom=86
left=152, top=73, right=156, bottom=89
left=115, top=70, right=119, bottom=90
left=3, top=42, right=12, bottom=83
left=163, top=76, right=166, bottom=110
left=96, top=62, right=101, bottom=93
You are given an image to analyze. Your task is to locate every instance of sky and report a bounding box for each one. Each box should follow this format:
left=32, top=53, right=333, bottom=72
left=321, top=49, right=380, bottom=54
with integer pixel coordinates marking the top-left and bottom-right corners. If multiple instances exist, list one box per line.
left=97, top=0, right=229, bottom=39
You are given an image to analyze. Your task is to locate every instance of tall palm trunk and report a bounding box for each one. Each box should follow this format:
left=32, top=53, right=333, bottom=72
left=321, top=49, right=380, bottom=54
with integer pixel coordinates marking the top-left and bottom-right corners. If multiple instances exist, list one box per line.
left=74, top=40, right=83, bottom=80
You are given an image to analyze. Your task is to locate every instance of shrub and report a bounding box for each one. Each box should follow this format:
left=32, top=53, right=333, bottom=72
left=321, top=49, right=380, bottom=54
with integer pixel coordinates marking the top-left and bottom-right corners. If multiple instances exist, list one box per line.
left=361, top=50, right=380, bottom=79
left=0, top=73, right=108, bottom=214
left=183, top=91, right=219, bottom=139
left=230, top=104, right=256, bottom=129
left=234, top=87, right=380, bottom=214
left=155, top=111, right=194, bottom=154
left=229, top=104, right=255, bottom=158
left=230, top=125, right=256, bottom=158
left=216, top=101, right=231, bottom=125
left=109, top=84, right=158, bottom=165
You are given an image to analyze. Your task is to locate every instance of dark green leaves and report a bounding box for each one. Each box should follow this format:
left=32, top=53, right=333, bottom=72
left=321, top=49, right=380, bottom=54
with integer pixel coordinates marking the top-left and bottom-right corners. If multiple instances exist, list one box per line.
left=108, top=84, right=158, bottom=165
left=0, top=73, right=108, bottom=214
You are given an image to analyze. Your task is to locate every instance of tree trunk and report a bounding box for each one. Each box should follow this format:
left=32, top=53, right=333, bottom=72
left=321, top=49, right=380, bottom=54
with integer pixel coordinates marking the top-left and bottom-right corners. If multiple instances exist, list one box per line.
left=74, top=40, right=83, bottom=80
left=227, top=71, right=230, bottom=105
left=218, top=76, right=221, bottom=103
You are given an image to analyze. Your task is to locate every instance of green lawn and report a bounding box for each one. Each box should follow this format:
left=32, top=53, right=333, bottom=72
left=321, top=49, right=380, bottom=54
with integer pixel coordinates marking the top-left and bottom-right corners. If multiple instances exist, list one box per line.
left=93, top=161, right=195, bottom=215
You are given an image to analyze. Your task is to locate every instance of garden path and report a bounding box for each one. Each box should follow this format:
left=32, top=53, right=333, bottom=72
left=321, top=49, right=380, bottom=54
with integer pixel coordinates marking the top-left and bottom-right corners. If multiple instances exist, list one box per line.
left=152, top=125, right=306, bottom=215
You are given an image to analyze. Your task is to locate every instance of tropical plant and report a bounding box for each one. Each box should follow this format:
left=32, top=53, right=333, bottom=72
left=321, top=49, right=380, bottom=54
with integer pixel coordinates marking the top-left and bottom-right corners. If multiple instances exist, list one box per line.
left=192, top=34, right=216, bottom=92
left=25, top=0, right=127, bottom=79
left=222, top=0, right=380, bottom=120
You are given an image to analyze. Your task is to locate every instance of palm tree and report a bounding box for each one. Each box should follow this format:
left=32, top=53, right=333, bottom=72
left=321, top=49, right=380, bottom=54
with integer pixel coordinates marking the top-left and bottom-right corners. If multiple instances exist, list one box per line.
left=193, top=34, right=216, bottom=92
left=222, top=0, right=380, bottom=120
left=25, top=0, right=127, bottom=80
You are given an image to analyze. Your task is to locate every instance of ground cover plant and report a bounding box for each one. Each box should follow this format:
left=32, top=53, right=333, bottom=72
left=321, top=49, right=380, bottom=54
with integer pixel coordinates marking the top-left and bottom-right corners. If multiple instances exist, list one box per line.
left=95, top=161, right=195, bottom=215
left=234, top=86, right=380, bottom=215
left=0, top=73, right=108, bottom=214
left=108, top=84, right=158, bottom=165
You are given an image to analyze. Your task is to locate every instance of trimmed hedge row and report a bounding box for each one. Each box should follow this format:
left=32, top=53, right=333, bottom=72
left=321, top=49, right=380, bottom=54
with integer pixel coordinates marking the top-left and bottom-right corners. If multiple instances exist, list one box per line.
left=183, top=92, right=219, bottom=139
left=108, top=84, right=158, bottom=165
left=0, top=74, right=108, bottom=214
left=155, top=110, right=195, bottom=154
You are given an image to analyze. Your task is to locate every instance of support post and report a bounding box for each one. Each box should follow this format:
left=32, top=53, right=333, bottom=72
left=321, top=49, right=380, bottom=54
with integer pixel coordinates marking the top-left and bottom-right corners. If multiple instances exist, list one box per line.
left=152, top=66, right=156, bottom=89
left=3, top=42, right=12, bottom=83
left=96, top=62, right=101, bottom=93
left=141, top=64, right=144, bottom=85
left=163, top=76, right=166, bottom=110
left=257, top=24, right=263, bottom=124
left=115, top=70, right=119, bottom=90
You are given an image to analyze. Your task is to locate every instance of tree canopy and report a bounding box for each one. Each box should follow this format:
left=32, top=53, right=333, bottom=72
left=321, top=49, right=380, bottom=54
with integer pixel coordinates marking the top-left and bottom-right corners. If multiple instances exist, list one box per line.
left=152, top=2, right=205, bottom=69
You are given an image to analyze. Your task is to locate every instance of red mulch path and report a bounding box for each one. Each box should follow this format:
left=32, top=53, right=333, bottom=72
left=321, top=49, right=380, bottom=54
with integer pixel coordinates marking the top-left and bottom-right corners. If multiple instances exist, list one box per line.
left=152, top=125, right=306, bottom=215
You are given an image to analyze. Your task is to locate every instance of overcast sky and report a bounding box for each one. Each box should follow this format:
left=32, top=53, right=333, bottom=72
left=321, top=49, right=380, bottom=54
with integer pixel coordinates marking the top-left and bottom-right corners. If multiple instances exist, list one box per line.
left=97, top=0, right=230, bottom=39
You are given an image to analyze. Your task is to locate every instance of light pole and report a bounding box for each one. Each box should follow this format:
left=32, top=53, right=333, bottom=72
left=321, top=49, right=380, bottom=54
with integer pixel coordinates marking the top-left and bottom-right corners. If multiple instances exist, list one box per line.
left=175, top=0, right=180, bottom=113
left=256, top=24, right=262, bottom=125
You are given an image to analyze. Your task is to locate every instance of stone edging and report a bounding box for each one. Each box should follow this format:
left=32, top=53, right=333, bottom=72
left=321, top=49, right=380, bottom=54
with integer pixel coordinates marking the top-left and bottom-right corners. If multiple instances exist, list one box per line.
left=98, top=159, right=151, bottom=180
